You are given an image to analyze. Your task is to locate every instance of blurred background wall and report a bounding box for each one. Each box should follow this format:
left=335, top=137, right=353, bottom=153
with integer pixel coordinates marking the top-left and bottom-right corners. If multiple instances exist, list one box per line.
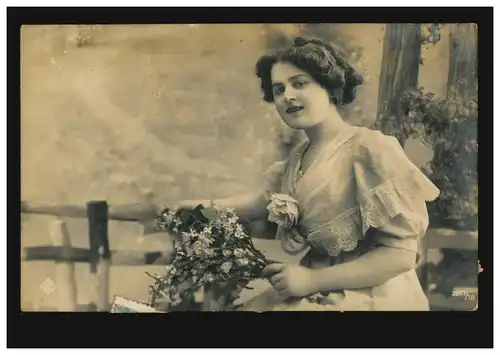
left=20, top=24, right=450, bottom=309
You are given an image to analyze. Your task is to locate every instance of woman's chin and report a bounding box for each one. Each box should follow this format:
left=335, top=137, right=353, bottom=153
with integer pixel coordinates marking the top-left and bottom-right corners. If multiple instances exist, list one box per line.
left=285, top=122, right=315, bottom=131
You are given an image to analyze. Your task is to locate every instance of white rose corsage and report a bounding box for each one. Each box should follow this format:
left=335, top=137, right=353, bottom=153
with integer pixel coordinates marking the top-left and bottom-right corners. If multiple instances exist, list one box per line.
left=266, top=193, right=300, bottom=229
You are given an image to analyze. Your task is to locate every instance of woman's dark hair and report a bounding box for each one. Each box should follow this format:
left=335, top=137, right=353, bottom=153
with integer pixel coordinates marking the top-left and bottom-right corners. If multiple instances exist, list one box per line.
left=255, top=37, right=363, bottom=105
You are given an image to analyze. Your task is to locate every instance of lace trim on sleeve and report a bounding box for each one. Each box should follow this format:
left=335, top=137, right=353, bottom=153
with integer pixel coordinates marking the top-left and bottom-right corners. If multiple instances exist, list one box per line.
left=357, top=168, right=439, bottom=235
left=305, top=168, right=439, bottom=257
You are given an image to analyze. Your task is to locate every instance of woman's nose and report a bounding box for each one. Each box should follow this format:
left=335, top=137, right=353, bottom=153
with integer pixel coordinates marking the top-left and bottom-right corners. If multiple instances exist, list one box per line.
left=284, top=88, right=297, bottom=103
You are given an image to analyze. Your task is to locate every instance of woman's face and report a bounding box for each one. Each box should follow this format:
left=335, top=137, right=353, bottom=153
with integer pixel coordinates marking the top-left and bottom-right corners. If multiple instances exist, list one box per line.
left=270, top=61, right=332, bottom=130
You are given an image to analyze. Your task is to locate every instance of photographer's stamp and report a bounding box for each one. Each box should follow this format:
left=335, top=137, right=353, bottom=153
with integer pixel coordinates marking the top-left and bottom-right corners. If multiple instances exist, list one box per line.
left=451, top=287, right=478, bottom=302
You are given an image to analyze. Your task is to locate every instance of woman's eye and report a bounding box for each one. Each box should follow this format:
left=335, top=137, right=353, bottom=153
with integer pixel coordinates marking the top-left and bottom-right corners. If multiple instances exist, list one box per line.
left=273, top=86, right=284, bottom=96
left=293, top=81, right=308, bottom=88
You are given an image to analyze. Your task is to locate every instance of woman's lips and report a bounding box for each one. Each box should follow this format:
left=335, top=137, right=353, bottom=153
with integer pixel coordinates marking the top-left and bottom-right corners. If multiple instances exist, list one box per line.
left=286, top=106, right=304, bottom=114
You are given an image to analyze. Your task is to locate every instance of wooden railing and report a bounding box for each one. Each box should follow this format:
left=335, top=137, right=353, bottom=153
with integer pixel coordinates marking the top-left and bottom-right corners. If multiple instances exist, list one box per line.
left=420, top=226, right=478, bottom=311
left=22, top=200, right=174, bottom=311
left=21, top=200, right=478, bottom=311
left=21, top=200, right=288, bottom=311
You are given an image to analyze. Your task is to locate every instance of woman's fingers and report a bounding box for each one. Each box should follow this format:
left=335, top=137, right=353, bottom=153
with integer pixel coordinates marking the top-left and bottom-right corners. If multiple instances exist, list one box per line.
left=275, top=280, right=287, bottom=291
left=262, top=263, right=286, bottom=278
left=269, top=273, right=285, bottom=285
left=275, top=281, right=295, bottom=298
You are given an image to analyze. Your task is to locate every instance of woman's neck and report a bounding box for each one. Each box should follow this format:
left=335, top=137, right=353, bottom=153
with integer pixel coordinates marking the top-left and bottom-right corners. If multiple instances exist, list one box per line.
left=303, top=111, right=351, bottom=146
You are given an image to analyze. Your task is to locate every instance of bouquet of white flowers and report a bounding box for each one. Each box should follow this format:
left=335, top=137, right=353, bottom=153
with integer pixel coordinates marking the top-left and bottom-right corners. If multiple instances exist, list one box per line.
left=147, top=203, right=273, bottom=310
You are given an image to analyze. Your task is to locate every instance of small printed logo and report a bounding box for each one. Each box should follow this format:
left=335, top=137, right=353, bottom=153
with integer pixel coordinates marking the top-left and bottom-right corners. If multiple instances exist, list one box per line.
left=39, top=278, right=57, bottom=295
left=452, top=287, right=478, bottom=301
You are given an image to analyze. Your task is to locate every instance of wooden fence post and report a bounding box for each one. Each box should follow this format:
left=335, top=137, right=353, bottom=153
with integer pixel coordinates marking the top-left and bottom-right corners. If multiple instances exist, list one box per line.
left=374, top=23, right=422, bottom=146
left=448, top=23, right=477, bottom=100
left=49, top=219, right=77, bottom=311
left=87, top=201, right=111, bottom=311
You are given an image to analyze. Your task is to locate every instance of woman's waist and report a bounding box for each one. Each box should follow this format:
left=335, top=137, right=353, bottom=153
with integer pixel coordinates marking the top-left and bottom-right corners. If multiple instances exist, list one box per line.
left=278, top=221, right=373, bottom=261
left=299, top=245, right=367, bottom=268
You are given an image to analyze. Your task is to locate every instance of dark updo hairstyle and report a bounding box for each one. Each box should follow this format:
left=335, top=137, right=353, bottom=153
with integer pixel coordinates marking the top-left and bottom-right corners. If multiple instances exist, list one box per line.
left=255, top=36, right=363, bottom=106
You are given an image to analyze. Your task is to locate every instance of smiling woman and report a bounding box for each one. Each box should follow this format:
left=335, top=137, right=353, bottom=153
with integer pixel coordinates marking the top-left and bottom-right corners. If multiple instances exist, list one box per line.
left=175, top=36, right=440, bottom=311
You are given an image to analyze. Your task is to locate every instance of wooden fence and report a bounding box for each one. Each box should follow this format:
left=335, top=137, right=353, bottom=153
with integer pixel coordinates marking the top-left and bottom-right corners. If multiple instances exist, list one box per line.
left=420, top=226, right=479, bottom=311
left=22, top=200, right=174, bottom=311
left=21, top=200, right=478, bottom=312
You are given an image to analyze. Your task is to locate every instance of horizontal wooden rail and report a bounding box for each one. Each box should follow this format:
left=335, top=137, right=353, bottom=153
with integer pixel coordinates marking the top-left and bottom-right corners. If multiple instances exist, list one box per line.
left=23, top=240, right=286, bottom=266
left=22, top=201, right=478, bottom=250
left=21, top=200, right=159, bottom=222
left=22, top=229, right=477, bottom=267
left=428, top=292, right=478, bottom=311
left=423, top=228, right=478, bottom=250
left=23, top=246, right=174, bottom=265
left=24, top=246, right=92, bottom=263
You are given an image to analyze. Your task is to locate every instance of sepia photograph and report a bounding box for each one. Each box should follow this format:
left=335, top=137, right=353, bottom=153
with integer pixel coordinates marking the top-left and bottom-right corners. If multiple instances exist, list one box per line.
left=18, top=22, right=480, bottom=315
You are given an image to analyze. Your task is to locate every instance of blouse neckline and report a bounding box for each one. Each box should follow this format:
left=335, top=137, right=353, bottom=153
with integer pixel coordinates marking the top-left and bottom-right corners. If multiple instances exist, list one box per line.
left=291, top=125, right=360, bottom=192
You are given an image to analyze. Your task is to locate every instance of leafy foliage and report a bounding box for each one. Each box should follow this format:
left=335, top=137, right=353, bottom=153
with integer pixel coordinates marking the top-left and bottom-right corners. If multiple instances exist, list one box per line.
left=420, top=24, right=443, bottom=46
left=400, top=84, right=478, bottom=230
left=374, top=23, right=477, bottom=230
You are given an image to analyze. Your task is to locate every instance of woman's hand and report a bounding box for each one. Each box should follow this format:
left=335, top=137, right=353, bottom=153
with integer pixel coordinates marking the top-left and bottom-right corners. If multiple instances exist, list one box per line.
left=262, top=263, right=318, bottom=298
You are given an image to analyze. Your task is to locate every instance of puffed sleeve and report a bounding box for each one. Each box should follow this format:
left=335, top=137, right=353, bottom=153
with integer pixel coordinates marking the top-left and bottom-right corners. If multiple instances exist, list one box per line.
left=353, top=130, right=440, bottom=253
left=262, top=160, right=286, bottom=201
